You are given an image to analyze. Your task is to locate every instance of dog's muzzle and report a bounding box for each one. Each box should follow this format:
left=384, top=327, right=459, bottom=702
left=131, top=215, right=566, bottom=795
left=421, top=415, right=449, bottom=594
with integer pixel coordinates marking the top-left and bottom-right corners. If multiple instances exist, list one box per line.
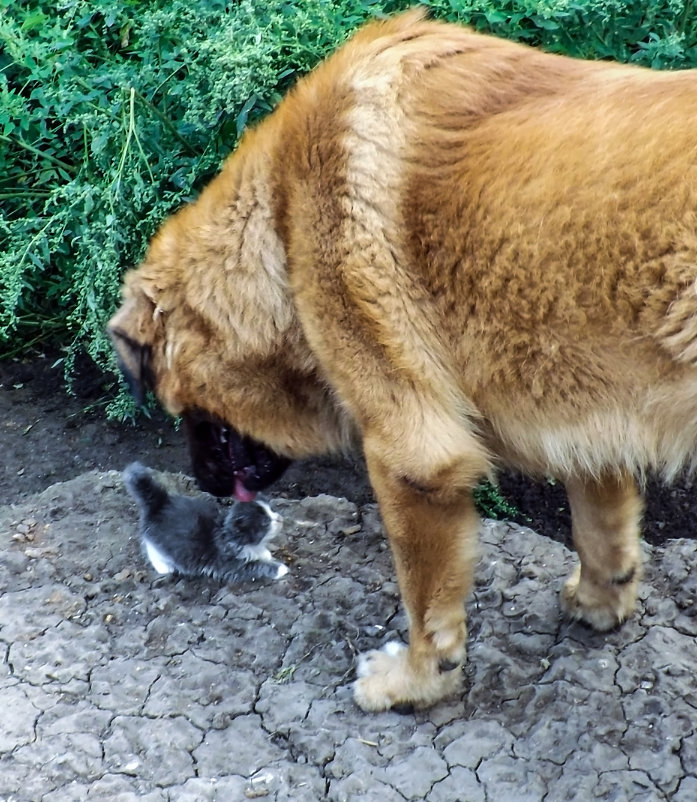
left=183, top=411, right=291, bottom=500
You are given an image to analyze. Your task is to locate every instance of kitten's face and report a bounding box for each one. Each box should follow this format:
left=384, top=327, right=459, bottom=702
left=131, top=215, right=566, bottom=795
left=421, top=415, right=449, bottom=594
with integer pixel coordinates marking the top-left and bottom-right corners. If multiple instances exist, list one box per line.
left=224, top=499, right=282, bottom=546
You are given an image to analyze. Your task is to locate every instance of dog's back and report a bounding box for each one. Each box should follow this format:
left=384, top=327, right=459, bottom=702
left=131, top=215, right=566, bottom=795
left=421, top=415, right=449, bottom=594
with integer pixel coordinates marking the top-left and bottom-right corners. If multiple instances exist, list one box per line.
left=280, top=9, right=697, bottom=484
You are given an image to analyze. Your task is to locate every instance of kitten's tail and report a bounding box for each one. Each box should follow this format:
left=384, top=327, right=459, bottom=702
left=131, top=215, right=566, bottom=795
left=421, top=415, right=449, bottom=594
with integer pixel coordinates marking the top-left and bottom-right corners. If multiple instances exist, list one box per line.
left=122, top=461, right=169, bottom=516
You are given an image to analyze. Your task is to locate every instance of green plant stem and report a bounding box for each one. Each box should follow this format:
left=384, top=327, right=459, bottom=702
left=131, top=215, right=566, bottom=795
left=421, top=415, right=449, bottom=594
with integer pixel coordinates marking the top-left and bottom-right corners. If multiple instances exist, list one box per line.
left=0, top=325, right=67, bottom=360
left=0, top=134, right=78, bottom=175
left=132, top=88, right=202, bottom=156
left=0, top=191, right=52, bottom=199
left=113, top=88, right=155, bottom=194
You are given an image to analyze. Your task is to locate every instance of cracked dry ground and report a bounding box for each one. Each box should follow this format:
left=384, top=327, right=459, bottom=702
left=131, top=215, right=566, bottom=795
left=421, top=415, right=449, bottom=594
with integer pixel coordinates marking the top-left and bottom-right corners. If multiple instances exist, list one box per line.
left=1, top=470, right=697, bottom=801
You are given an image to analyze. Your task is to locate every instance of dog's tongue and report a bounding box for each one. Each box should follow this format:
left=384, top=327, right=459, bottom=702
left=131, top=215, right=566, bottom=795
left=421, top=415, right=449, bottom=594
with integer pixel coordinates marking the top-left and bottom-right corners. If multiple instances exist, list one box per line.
left=234, top=476, right=257, bottom=502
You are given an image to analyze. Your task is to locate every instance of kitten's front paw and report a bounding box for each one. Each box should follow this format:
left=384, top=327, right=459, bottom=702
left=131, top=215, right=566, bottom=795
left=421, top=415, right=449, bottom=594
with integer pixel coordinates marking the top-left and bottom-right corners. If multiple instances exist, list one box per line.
left=274, top=562, right=289, bottom=579
left=353, top=641, right=463, bottom=712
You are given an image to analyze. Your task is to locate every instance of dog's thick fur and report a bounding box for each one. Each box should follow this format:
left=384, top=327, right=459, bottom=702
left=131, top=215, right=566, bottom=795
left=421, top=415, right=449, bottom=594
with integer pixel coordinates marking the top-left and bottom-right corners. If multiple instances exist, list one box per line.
left=109, top=9, right=697, bottom=711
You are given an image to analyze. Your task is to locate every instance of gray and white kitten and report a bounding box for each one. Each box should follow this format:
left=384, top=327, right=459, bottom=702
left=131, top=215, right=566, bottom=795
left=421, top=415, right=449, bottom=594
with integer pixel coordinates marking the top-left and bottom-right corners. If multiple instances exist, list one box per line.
left=123, top=462, right=288, bottom=583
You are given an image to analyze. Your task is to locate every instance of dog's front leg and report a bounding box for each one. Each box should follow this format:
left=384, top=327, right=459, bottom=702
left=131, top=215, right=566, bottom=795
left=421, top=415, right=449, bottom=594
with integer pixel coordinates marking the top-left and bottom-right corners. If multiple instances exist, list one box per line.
left=354, top=441, right=483, bottom=712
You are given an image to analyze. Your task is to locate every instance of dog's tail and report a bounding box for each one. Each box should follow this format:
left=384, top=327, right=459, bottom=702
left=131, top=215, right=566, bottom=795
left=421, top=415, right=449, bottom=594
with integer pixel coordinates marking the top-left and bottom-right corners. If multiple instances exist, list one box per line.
left=122, top=461, right=169, bottom=517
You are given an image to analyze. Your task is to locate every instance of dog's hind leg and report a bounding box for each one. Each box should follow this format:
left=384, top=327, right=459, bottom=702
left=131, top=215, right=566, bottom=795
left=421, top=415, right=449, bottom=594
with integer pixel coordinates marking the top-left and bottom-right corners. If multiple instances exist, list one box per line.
left=561, top=472, right=643, bottom=630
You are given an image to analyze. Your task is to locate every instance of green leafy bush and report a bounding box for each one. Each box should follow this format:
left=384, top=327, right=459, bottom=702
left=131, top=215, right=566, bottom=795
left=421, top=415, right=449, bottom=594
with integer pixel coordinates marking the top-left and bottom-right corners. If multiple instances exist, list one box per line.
left=0, top=0, right=406, bottom=411
left=2, top=0, right=697, bottom=419
left=435, top=0, right=697, bottom=66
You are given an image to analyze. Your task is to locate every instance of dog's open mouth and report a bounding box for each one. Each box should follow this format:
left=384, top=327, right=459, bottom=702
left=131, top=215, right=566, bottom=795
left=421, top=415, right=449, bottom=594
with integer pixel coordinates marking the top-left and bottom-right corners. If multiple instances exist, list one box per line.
left=183, top=411, right=291, bottom=500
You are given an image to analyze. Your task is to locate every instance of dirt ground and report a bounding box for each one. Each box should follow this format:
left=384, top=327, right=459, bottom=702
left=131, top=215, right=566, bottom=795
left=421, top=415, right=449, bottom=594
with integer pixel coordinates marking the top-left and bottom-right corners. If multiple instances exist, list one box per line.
left=2, top=348, right=696, bottom=546
left=3, top=468, right=697, bottom=800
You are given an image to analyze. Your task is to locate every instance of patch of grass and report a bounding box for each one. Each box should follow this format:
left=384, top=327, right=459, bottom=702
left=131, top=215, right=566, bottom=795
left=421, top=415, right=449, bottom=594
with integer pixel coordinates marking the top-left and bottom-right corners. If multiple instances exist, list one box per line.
left=474, top=479, right=530, bottom=522
left=430, top=0, right=697, bottom=68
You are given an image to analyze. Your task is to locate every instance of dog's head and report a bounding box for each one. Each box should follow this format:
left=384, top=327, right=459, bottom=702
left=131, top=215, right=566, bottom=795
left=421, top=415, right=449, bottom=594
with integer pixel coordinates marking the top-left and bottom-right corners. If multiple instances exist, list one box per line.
left=108, top=186, right=348, bottom=500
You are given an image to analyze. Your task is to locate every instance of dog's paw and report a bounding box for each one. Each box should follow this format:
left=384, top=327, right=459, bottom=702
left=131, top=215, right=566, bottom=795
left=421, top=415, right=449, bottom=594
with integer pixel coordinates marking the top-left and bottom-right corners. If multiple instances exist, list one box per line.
left=561, top=564, right=637, bottom=631
left=353, top=641, right=463, bottom=712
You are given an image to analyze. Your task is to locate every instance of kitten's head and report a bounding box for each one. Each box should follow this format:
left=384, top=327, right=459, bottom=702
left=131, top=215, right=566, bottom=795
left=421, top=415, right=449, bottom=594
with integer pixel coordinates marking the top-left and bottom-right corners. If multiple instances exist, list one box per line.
left=224, top=499, right=281, bottom=546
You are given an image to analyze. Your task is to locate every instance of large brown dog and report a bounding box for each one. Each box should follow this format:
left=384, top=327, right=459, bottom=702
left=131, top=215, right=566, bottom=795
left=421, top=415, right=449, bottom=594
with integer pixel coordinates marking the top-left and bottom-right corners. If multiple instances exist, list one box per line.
left=109, top=8, right=697, bottom=711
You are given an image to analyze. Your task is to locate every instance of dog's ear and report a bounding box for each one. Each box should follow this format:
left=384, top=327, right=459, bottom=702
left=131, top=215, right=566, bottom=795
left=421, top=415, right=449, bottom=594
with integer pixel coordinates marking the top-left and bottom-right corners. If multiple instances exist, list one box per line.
left=108, top=293, right=158, bottom=405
